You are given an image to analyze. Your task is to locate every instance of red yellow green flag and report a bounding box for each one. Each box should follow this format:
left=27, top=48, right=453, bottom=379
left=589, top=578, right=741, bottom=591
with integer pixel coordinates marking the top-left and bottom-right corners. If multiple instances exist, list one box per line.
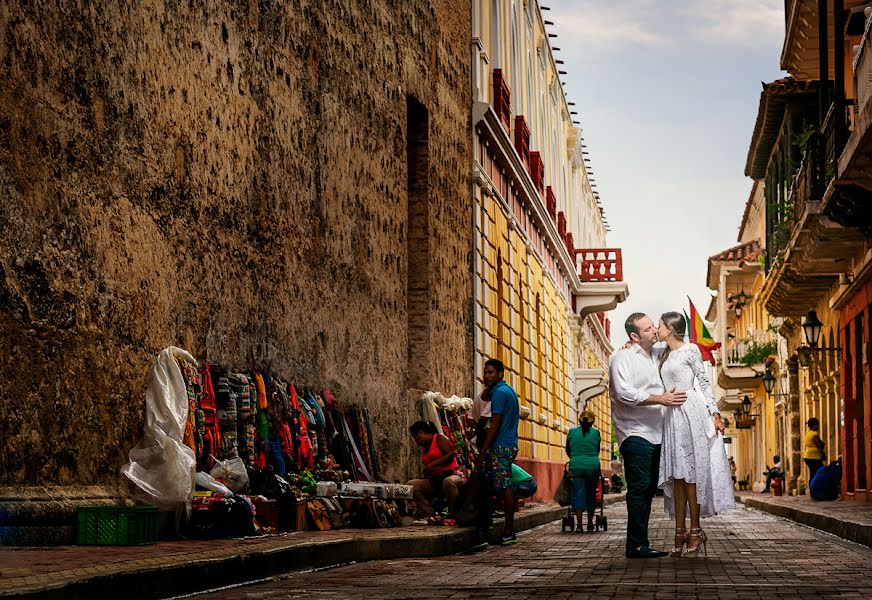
left=685, top=297, right=721, bottom=365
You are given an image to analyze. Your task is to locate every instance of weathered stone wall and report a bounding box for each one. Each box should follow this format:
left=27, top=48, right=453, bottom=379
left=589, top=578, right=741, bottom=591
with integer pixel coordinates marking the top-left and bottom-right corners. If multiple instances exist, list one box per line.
left=0, top=0, right=473, bottom=487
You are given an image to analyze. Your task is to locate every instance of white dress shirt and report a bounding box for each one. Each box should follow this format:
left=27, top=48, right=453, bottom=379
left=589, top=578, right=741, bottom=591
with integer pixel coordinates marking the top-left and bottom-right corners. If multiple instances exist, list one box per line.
left=609, top=343, right=665, bottom=447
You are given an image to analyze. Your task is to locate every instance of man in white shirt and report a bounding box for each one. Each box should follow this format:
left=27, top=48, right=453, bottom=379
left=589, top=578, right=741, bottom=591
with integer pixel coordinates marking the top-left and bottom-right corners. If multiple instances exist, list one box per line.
left=609, top=313, right=686, bottom=559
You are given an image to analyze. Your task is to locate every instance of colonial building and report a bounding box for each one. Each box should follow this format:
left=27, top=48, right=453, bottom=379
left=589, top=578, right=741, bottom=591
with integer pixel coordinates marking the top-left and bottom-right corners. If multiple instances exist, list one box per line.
left=725, top=0, right=872, bottom=499
left=706, top=183, right=779, bottom=491
left=471, top=0, right=628, bottom=497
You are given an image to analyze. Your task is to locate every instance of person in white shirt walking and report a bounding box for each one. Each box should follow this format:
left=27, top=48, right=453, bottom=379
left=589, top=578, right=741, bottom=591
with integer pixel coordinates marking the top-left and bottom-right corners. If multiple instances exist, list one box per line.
left=609, top=313, right=687, bottom=559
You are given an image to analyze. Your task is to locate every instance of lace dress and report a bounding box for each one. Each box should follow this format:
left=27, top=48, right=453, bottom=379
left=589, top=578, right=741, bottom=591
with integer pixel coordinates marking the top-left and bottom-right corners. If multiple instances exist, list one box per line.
left=659, top=344, right=736, bottom=517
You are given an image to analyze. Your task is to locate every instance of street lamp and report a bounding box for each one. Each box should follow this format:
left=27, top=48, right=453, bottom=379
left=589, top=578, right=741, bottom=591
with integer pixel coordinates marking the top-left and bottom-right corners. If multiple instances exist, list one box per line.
left=796, top=309, right=840, bottom=368
left=742, top=395, right=752, bottom=415
left=762, top=367, right=789, bottom=398
left=762, top=368, right=775, bottom=395
left=802, top=309, right=823, bottom=348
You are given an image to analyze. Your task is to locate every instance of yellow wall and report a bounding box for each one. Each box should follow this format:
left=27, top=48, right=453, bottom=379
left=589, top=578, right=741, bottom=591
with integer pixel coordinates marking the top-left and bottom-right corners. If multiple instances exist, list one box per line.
left=475, top=191, right=573, bottom=463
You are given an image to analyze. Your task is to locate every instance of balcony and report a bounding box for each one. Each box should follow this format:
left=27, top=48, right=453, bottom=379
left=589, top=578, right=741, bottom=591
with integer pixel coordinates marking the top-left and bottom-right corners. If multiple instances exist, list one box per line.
left=718, top=330, right=773, bottom=389
left=572, top=249, right=628, bottom=317
left=514, top=116, right=530, bottom=169
left=530, top=152, right=545, bottom=196
left=546, top=186, right=556, bottom=220
left=759, top=104, right=865, bottom=316
left=833, top=19, right=872, bottom=236
left=492, top=69, right=511, bottom=131
left=577, top=249, right=623, bottom=282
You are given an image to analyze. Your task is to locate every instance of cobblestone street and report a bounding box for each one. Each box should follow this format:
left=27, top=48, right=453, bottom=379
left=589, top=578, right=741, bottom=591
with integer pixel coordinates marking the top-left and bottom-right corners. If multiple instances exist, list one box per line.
left=195, top=501, right=872, bottom=600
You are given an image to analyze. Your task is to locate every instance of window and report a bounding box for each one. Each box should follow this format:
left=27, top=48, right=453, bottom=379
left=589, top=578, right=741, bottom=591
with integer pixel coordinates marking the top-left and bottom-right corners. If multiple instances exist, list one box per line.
left=406, top=96, right=430, bottom=389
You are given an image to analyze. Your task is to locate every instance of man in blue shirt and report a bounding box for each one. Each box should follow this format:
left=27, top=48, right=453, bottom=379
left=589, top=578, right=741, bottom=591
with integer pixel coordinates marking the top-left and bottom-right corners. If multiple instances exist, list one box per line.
left=475, top=358, right=520, bottom=544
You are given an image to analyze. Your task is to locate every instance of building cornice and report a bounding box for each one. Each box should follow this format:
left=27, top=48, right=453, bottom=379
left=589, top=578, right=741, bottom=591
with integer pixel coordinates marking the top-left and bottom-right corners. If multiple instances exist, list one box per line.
left=474, top=102, right=583, bottom=295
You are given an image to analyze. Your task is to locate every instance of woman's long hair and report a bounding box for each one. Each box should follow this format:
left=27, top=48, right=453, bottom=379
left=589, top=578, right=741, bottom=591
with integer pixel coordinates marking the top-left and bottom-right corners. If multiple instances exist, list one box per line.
left=659, top=311, right=687, bottom=372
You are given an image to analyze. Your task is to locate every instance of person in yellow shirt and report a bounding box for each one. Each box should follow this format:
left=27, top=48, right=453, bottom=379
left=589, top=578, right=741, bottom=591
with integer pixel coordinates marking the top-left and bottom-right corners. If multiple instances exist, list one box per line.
left=804, top=418, right=826, bottom=484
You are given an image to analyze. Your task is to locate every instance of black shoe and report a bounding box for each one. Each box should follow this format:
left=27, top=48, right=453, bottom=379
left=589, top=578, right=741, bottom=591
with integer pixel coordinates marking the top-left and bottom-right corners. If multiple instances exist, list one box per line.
left=626, top=546, right=667, bottom=559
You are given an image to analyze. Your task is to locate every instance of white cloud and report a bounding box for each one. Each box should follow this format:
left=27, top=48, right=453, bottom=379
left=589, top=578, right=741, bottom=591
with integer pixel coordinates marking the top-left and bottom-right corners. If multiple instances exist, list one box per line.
left=683, top=0, right=784, bottom=46
left=547, top=0, right=784, bottom=50
left=547, top=0, right=667, bottom=47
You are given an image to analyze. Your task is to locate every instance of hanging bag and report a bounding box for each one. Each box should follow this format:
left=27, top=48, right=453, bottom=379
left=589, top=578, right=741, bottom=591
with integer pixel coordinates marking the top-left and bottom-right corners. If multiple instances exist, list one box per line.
left=555, top=464, right=571, bottom=506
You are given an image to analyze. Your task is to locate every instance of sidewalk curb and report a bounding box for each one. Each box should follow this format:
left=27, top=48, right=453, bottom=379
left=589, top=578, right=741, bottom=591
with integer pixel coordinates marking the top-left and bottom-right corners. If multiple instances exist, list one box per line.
left=1, top=505, right=569, bottom=600
left=736, top=495, right=872, bottom=548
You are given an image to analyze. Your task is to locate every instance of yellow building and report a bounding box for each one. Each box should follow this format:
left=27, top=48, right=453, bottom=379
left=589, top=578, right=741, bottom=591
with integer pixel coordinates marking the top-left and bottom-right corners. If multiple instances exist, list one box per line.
left=707, top=181, right=778, bottom=491
left=472, top=0, right=628, bottom=497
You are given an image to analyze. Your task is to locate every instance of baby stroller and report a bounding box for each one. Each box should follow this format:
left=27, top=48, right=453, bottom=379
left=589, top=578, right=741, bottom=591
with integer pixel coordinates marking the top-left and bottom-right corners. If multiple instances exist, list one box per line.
left=561, top=466, right=608, bottom=532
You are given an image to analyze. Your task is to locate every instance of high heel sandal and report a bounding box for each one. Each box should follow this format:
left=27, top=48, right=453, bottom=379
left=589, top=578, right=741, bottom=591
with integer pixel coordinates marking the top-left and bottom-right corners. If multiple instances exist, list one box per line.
left=669, top=527, right=688, bottom=558
left=682, top=528, right=707, bottom=558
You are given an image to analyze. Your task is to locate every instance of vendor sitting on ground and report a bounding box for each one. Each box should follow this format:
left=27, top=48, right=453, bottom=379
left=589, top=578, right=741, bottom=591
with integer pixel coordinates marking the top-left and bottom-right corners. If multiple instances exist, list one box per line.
left=407, top=421, right=465, bottom=516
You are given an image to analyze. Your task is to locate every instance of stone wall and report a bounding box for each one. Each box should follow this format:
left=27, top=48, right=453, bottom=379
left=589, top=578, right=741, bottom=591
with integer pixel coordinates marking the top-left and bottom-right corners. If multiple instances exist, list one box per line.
left=0, top=0, right=473, bottom=488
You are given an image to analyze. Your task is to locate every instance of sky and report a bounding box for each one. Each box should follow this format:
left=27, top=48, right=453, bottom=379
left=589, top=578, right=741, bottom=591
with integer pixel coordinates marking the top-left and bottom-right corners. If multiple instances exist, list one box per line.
left=544, top=0, right=785, bottom=344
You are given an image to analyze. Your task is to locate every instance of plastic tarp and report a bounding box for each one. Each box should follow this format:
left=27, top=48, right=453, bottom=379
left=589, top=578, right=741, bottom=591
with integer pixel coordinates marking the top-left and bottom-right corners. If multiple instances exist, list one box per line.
left=121, top=346, right=197, bottom=512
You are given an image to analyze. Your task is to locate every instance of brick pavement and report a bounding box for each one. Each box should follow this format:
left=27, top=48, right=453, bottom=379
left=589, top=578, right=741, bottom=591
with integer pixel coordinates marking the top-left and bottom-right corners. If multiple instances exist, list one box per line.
left=198, top=501, right=872, bottom=600
left=0, top=504, right=568, bottom=599
left=736, top=491, right=872, bottom=547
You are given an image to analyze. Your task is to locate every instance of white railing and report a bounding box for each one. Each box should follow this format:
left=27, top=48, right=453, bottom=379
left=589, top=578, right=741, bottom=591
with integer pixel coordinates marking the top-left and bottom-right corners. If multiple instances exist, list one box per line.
left=854, top=18, right=872, bottom=114
left=726, top=329, right=775, bottom=367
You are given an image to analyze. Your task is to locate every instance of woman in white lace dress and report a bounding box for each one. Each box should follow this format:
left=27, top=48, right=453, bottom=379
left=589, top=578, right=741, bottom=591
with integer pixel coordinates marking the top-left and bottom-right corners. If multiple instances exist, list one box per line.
left=657, top=312, right=736, bottom=558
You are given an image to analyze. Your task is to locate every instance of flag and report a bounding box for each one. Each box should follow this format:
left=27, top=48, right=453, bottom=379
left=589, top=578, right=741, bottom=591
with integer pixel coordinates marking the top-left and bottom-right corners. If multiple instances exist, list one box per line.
left=686, top=297, right=721, bottom=365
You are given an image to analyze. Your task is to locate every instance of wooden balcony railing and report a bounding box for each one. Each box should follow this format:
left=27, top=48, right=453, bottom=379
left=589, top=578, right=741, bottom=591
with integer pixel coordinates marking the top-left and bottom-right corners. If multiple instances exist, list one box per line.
left=545, top=186, right=556, bottom=220
left=766, top=100, right=845, bottom=272
left=564, top=232, right=574, bottom=257
left=854, top=20, right=872, bottom=115
left=493, top=69, right=511, bottom=131
left=575, top=248, right=623, bottom=282
left=514, top=115, right=530, bottom=168
left=557, top=210, right=566, bottom=239
left=530, top=152, right=545, bottom=196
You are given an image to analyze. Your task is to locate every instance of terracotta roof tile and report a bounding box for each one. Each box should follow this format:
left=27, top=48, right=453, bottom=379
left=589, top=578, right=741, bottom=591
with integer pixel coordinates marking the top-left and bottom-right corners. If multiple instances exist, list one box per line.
left=745, top=78, right=819, bottom=179
left=709, top=239, right=763, bottom=263
left=705, top=239, right=763, bottom=289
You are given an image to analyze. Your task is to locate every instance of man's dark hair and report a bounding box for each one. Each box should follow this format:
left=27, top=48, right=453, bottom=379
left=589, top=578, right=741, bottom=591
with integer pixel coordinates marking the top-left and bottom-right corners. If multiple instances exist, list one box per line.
left=409, top=421, right=439, bottom=435
left=807, top=417, right=819, bottom=428
left=625, top=312, right=647, bottom=337
left=484, top=358, right=505, bottom=373
left=773, top=455, right=780, bottom=462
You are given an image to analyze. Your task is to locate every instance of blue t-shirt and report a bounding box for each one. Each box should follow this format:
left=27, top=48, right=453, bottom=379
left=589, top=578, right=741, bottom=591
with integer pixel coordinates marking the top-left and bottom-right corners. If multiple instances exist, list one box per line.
left=490, top=381, right=519, bottom=448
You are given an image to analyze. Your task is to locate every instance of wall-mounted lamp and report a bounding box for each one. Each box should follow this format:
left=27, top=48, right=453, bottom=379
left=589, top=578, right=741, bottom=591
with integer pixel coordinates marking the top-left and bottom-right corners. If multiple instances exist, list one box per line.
left=796, top=309, right=841, bottom=368
left=762, top=368, right=789, bottom=398
left=729, top=289, right=749, bottom=318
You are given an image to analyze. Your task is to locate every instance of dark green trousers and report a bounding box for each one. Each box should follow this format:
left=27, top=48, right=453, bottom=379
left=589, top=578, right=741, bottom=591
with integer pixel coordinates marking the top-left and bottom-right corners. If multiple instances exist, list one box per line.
left=620, top=436, right=661, bottom=551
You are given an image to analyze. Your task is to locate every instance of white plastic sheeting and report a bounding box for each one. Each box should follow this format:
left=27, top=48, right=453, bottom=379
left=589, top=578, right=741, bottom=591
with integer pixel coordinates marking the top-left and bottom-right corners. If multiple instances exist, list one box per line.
left=121, top=347, right=197, bottom=512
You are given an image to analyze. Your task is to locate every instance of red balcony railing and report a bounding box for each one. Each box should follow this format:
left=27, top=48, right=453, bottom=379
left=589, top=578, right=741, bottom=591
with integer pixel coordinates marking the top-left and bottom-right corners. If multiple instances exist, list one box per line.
left=493, top=69, right=511, bottom=131
left=545, top=185, right=556, bottom=219
left=575, top=248, right=623, bottom=282
left=564, top=232, right=574, bottom=256
left=557, top=210, right=566, bottom=238
left=514, top=115, right=530, bottom=168
left=530, top=152, right=545, bottom=196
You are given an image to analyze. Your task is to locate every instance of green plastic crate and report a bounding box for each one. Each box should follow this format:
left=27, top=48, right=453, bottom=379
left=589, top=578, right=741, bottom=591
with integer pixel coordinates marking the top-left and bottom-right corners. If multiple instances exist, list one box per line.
left=76, top=505, right=159, bottom=545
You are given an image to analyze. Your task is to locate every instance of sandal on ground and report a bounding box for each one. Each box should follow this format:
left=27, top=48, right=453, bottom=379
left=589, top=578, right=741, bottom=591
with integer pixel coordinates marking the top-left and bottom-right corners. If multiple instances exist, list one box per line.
left=682, top=528, right=707, bottom=558
left=669, top=527, right=688, bottom=558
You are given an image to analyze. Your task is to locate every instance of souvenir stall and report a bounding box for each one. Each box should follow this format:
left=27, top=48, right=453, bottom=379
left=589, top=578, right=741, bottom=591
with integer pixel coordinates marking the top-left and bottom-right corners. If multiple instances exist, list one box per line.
left=90, top=347, right=413, bottom=546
